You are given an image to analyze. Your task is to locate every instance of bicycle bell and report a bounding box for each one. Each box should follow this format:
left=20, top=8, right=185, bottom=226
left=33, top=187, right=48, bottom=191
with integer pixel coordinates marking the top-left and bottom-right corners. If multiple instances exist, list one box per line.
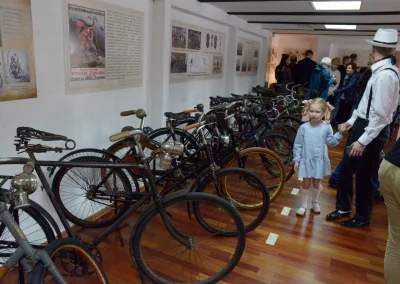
left=11, top=161, right=38, bottom=209
left=159, top=141, right=184, bottom=170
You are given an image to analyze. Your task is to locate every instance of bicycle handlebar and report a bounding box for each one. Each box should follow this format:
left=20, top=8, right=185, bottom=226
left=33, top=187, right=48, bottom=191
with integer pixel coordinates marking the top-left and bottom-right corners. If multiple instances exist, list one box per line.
left=120, top=109, right=147, bottom=119
left=109, top=131, right=131, bottom=142
left=120, top=110, right=136, bottom=117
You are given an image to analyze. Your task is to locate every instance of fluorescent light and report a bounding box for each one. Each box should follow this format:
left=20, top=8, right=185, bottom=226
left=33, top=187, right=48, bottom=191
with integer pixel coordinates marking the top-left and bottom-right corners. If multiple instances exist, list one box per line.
left=312, top=1, right=361, bottom=10
left=325, top=24, right=357, bottom=29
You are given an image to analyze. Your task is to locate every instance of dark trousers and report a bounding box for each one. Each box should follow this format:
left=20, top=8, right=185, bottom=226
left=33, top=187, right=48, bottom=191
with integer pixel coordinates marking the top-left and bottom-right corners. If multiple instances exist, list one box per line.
left=336, top=99, right=355, bottom=124
left=336, top=118, right=389, bottom=222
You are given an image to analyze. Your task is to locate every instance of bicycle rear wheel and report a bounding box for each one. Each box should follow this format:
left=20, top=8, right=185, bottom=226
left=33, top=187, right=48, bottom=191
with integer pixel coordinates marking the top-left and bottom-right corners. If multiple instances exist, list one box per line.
left=277, top=115, right=302, bottom=129
left=130, top=192, right=245, bottom=284
left=52, top=156, right=133, bottom=228
left=260, top=134, right=295, bottom=182
left=30, top=238, right=108, bottom=283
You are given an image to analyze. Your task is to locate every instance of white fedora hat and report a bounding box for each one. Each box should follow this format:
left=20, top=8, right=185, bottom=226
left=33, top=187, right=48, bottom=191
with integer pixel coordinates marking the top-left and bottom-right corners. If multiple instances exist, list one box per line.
left=365, top=28, right=400, bottom=48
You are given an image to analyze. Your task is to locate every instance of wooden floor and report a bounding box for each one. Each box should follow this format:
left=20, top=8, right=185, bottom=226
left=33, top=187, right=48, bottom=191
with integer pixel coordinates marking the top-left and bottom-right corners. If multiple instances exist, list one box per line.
left=80, top=133, right=396, bottom=284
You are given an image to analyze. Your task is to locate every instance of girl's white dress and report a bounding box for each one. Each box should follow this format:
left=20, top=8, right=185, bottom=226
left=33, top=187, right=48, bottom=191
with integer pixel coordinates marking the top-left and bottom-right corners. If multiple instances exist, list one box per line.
left=293, top=122, right=343, bottom=179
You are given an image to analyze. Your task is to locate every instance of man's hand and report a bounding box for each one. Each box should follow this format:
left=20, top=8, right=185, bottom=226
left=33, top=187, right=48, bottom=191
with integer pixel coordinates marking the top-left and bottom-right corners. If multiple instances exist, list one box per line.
left=339, top=122, right=352, bottom=133
left=294, top=162, right=299, bottom=172
left=349, top=141, right=366, bottom=157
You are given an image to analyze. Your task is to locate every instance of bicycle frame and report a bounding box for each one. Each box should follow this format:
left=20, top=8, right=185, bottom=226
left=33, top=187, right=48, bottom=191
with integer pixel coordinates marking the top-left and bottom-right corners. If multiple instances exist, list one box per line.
left=0, top=200, right=67, bottom=284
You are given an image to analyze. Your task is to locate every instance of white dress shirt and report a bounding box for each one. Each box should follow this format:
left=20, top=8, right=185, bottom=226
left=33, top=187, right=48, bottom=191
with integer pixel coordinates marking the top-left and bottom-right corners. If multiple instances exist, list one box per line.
left=347, top=58, right=400, bottom=146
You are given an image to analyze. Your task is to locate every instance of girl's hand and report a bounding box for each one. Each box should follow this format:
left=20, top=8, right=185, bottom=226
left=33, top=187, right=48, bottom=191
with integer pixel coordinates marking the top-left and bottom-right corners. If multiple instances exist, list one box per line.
left=294, top=162, right=299, bottom=172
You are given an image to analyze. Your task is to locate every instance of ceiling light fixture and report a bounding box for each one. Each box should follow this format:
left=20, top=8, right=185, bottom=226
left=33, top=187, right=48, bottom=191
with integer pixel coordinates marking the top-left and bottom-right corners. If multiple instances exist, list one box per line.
left=312, top=1, right=362, bottom=11
left=325, top=24, right=357, bottom=29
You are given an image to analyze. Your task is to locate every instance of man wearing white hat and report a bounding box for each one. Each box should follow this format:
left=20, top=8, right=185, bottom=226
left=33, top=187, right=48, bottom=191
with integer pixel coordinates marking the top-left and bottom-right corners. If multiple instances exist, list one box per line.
left=327, top=29, right=400, bottom=228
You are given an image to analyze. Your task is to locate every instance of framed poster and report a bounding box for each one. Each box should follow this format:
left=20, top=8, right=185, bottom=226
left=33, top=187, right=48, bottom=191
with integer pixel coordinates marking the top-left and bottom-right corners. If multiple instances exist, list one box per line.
left=170, top=20, right=225, bottom=81
left=236, top=37, right=260, bottom=76
left=63, top=0, right=144, bottom=94
left=0, top=0, right=37, bottom=102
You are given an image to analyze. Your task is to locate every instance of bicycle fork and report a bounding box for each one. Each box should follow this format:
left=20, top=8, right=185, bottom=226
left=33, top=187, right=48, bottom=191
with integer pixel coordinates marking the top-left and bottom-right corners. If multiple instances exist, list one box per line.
left=0, top=202, right=67, bottom=284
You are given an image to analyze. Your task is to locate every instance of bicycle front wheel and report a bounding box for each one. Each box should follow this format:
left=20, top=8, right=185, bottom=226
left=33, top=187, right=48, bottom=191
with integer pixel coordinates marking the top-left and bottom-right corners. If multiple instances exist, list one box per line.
left=130, top=192, right=246, bottom=284
left=195, top=167, right=270, bottom=233
left=30, top=238, right=108, bottom=283
left=224, top=147, right=286, bottom=202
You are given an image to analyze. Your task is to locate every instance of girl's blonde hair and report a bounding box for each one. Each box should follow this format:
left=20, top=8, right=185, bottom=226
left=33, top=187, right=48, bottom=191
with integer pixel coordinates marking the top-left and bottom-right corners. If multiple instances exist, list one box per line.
left=302, top=98, right=333, bottom=122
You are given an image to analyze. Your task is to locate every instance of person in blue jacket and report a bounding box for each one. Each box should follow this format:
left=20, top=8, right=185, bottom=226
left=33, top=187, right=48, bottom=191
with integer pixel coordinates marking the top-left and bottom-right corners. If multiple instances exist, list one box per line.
left=330, top=62, right=360, bottom=124
left=306, top=57, right=335, bottom=101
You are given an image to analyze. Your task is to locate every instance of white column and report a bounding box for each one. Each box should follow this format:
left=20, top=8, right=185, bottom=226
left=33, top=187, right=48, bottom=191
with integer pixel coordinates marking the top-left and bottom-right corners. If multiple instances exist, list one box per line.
left=224, top=26, right=239, bottom=97
left=258, top=37, right=269, bottom=87
left=150, top=0, right=172, bottom=128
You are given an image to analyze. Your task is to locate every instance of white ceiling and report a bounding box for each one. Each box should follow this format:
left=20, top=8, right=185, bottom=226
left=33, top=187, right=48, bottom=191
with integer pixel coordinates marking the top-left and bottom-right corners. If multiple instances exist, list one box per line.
left=199, top=0, right=400, bottom=35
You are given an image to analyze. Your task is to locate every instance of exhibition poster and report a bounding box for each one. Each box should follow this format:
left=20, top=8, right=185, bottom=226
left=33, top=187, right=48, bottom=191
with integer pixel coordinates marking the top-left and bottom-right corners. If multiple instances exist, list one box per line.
left=236, top=37, right=260, bottom=76
left=0, top=0, right=36, bottom=102
left=63, top=0, right=144, bottom=94
left=170, top=20, right=225, bottom=81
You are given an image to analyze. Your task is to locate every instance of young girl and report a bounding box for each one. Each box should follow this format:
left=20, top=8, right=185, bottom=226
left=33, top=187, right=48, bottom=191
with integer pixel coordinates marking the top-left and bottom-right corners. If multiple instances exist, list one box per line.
left=294, top=98, right=344, bottom=216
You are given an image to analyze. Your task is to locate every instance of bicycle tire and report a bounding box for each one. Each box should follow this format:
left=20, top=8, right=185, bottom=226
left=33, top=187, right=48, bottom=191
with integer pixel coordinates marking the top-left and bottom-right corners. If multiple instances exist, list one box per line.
left=223, top=147, right=286, bottom=202
left=52, top=156, right=133, bottom=228
left=260, top=134, right=295, bottom=182
left=29, top=238, right=108, bottom=284
left=130, top=192, right=245, bottom=284
left=194, top=167, right=270, bottom=233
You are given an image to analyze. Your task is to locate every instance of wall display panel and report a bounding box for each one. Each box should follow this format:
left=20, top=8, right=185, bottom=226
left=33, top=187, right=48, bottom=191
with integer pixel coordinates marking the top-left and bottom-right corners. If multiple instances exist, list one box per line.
left=63, top=0, right=144, bottom=94
left=170, top=20, right=225, bottom=81
left=0, top=0, right=37, bottom=102
left=236, top=37, right=260, bottom=76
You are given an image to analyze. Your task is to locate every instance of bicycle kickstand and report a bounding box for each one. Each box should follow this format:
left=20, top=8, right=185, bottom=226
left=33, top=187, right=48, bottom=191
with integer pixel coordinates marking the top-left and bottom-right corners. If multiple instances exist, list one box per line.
left=116, top=222, right=129, bottom=246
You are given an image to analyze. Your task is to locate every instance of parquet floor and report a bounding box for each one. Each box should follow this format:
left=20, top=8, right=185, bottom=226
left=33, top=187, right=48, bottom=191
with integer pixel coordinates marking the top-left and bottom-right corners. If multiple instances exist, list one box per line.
left=80, top=132, right=397, bottom=284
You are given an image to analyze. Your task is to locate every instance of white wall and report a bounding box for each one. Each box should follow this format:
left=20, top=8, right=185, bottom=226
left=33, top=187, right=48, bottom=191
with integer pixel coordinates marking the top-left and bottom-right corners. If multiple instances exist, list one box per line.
left=317, top=35, right=373, bottom=64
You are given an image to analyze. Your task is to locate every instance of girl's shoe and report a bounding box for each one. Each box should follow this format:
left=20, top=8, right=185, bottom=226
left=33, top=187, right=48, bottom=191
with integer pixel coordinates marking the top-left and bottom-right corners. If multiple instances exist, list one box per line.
left=296, top=207, right=307, bottom=216
left=311, top=202, right=321, bottom=214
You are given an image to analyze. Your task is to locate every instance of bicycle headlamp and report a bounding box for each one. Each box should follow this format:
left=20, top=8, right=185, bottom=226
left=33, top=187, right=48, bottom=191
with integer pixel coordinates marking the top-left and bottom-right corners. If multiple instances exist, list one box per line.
left=11, top=161, right=38, bottom=209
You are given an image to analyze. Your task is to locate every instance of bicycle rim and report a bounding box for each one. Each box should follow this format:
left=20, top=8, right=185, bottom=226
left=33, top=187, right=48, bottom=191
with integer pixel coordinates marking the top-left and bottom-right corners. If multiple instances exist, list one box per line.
left=30, top=238, right=108, bottom=283
left=224, top=147, right=286, bottom=202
